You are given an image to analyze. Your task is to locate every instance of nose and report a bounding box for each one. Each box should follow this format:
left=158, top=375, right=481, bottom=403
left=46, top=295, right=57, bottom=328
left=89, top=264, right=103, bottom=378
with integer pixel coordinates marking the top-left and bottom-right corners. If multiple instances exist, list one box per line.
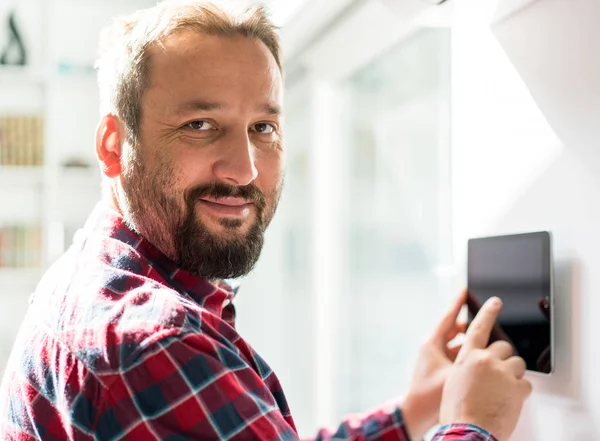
left=212, top=130, right=258, bottom=186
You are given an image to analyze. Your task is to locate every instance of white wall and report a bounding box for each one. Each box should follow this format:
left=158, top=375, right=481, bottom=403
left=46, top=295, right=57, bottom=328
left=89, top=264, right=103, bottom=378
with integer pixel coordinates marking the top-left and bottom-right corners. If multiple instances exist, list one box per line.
left=452, top=0, right=600, bottom=439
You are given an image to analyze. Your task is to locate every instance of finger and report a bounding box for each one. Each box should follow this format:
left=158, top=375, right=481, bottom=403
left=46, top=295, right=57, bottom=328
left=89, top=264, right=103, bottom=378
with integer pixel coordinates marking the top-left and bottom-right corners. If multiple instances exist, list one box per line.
left=456, top=297, right=502, bottom=362
left=432, top=289, right=467, bottom=345
left=488, top=340, right=516, bottom=360
left=447, top=321, right=468, bottom=342
left=447, top=344, right=461, bottom=362
left=518, top=378, right=533, bottom=398
left=505, top=356, right=527, bottom=379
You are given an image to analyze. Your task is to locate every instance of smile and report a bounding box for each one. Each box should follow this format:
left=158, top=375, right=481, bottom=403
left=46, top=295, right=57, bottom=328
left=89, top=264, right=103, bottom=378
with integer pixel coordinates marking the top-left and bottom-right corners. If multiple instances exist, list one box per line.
left=197, top=197, right=254, bottom=218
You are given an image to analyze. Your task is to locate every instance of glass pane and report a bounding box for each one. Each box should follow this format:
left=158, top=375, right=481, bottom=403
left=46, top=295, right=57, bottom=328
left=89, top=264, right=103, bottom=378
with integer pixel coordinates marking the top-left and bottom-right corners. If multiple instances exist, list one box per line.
left=278, top=78, right=315, bottom=436
left=235, top=76, right=316, bottom=435
left=337, top=28, right=451, bottom=414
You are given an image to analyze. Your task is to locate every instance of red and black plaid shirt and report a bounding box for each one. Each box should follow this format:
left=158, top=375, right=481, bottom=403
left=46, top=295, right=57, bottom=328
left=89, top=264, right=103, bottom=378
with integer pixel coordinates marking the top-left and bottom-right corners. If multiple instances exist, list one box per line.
left=0, top=203, right=497, bottom=441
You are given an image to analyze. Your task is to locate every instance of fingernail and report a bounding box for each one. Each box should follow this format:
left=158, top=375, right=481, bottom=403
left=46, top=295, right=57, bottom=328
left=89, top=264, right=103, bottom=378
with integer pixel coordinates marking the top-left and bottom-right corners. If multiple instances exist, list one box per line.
left=491, top=297, right=502, bottom=307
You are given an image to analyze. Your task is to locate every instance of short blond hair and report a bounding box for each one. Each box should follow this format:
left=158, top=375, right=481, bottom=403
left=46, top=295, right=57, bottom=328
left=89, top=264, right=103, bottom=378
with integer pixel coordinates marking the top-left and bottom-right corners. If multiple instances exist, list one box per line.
left=96, top=1, right=282, bottom=143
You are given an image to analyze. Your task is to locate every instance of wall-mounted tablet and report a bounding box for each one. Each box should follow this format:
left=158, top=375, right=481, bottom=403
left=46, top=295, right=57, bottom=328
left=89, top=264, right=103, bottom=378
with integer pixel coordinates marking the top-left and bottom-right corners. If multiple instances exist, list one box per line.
left=467, top=231, right=553, bottom=374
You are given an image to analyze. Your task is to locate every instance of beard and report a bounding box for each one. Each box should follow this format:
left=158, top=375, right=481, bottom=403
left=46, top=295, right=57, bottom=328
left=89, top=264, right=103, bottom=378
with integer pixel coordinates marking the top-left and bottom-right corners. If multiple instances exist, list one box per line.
left=118, top=148, right=281, bottom=280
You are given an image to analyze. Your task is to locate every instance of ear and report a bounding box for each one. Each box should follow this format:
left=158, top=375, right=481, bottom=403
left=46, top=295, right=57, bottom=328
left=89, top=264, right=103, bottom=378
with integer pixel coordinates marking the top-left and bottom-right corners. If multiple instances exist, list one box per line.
left=96, top=114, right=124, bottom=178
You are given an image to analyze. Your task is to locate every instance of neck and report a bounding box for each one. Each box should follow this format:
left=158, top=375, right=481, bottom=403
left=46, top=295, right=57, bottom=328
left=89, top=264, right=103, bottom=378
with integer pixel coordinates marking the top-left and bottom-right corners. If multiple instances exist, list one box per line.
left=102, top=177, right=124, bottom=217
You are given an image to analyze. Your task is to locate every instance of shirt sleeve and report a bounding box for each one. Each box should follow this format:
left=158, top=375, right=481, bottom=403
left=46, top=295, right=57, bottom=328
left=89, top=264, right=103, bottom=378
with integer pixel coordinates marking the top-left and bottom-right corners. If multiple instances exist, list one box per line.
left=430, top=424, right=499, bottom=441
left=305, top=409, right=498, bottom=441
left=96, top=330, right=498, bottom=441
left=307, top=405, right=411, bottom=441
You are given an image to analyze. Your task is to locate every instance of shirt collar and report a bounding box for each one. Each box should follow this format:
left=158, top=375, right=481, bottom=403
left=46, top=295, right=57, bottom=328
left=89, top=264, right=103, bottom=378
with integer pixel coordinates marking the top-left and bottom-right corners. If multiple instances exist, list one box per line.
left=82, top=202, right=237, bottom=317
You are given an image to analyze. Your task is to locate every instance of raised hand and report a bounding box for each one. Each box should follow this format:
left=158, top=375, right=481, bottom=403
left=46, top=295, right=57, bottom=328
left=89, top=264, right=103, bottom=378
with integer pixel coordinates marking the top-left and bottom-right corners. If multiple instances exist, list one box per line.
left=439, top=297, right=532, bottom=441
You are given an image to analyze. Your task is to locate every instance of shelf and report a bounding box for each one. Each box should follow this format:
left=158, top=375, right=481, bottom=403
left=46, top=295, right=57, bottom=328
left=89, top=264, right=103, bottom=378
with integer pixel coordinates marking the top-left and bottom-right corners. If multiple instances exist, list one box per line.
left=0, top=66, right=47, bottom=85
left=0, top=65, right=100, bottom=85
left=57, top=167, right=102, bottom=226
left=59, top=166, right=99, bottom=181
left=0, top=268, right=43, bottom=289
left=0, top=67, right=46, bottom=113
left=0, top=168, right=44, bottom=223
left=0, top=167, right=100, bottom=188
left=0, top=167, right=44, bottom=187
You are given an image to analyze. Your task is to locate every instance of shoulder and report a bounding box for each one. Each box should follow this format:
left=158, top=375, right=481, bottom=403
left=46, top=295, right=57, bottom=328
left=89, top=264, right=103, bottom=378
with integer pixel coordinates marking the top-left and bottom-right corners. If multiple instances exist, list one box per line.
left=31, top=243, right=214, bottom=378
left=71, top=276, right=211, bottom=378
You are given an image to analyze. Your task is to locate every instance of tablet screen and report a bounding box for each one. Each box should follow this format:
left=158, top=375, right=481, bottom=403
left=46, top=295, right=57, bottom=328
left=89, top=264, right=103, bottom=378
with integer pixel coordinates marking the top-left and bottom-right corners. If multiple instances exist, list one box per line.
left=467, top=232, right=552, bottom=374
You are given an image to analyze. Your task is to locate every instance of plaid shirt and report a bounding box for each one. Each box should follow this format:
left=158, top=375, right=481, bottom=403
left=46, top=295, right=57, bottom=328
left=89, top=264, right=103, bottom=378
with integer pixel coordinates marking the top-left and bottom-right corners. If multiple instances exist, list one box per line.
left=0, top=203, right=497, bottom=441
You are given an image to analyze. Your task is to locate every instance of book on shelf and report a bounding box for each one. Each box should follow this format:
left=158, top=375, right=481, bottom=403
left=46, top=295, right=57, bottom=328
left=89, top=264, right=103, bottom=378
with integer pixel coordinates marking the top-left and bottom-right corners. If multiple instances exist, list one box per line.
left=0, top=225, right=42, bottom=269
left=0, top=115, right=44, bottom=167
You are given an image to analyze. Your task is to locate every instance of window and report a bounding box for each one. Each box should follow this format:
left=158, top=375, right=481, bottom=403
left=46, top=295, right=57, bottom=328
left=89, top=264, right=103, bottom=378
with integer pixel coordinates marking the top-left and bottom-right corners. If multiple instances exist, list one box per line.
left=336, top=28, right=451, bottom=415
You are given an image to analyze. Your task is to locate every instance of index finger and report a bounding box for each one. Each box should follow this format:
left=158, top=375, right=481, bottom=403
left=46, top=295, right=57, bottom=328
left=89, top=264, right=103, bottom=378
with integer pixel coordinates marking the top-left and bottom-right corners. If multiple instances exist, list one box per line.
left=456, top=296, right=502, bottom=362
left=431, top=288, right=467, bottom=347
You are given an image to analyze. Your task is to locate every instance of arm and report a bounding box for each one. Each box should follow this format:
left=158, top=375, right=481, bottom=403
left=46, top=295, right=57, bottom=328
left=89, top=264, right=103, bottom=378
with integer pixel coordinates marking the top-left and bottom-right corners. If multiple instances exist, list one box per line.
left=302, top=405, right=497, bottom=441
left=308, top=404, right=410, bottom=441
left=97, top=330, right=498, bottom=441
left=304, top=289, right=499, bottom=441
left=98, top=330, right=297, bottom=440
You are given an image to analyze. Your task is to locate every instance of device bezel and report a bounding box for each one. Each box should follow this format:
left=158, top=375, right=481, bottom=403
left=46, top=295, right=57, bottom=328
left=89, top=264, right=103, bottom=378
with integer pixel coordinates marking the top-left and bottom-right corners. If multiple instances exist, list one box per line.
left=467, top=231, right=554, bottom=375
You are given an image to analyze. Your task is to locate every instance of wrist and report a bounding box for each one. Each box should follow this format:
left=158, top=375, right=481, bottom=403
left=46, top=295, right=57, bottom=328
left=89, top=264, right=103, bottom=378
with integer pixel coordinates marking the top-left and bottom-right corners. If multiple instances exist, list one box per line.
left=402, top=391, right=435, bottom=441
left=439, top=417, right=500, bottom=440
left=436, top=422, right=499, bottom=441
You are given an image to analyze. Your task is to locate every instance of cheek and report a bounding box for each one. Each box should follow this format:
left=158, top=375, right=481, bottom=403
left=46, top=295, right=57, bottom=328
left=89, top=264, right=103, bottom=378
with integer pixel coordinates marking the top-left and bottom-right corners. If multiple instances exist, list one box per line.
left=255, top=150, right=284, bottom=196
left=171, top=151, right=215, bottom=187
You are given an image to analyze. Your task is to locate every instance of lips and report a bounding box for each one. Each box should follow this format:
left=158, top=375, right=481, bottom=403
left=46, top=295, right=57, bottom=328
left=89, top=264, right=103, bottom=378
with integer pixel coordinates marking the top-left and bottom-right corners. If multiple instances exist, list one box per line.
left=199, top=197, right=251, bottom=207
left=197, top=197, right=254, bottom=218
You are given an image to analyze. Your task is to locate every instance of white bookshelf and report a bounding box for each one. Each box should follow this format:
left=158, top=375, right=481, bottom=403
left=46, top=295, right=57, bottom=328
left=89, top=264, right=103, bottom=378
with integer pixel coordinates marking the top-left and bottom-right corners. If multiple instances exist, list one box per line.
left=0, top=0, right=162, bottom=278
left=0, top=0, right=147, bottom=371
left=0, top=2, right=82, bottom=285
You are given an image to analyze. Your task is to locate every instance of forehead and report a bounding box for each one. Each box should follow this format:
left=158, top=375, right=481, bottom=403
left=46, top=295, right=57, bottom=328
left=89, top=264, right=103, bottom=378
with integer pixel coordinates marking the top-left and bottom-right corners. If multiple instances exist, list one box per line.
left=145, top=30, right=283, bottom=109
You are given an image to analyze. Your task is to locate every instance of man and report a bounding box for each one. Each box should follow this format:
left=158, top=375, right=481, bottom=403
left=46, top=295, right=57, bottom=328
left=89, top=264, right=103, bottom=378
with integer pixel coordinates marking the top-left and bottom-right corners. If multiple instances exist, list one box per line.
left=0, top=2, right=531, bottom=440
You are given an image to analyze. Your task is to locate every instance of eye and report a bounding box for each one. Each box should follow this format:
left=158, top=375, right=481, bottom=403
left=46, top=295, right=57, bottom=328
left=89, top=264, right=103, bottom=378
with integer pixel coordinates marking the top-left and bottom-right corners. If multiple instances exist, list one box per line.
left=252, top=123, right=276, bottom=134
left=186, top=120, right=216, bottom=131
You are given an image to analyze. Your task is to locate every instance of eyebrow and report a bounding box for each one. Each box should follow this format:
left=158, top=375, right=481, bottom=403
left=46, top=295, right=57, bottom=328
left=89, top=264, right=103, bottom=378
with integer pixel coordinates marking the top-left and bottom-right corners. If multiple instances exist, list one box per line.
left=262, top=103, right=282, bottom=116
left=176, top=100, right=223, bottom=115
left=175, top=100, right=282, bottom=117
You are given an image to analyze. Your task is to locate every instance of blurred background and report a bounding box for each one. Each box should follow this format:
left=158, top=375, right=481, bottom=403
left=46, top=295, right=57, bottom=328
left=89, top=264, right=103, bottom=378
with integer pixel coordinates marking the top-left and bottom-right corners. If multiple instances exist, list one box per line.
left=0, top=0, right=598, bottom=439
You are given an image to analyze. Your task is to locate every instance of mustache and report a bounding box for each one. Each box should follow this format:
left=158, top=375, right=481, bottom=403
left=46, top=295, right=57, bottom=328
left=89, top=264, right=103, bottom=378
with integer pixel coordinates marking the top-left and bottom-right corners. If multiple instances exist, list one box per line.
left=185, top=181, right=266, bottom=210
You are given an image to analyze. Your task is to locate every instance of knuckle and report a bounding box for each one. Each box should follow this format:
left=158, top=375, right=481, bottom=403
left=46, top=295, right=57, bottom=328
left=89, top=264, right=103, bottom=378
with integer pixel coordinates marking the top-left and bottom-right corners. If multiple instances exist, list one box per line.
left=488, top=341, right=500, bottom=351
left=522, top=379, right=533, bottom=396
left=471, top=350, right=493, bottom=369
left=509, top=355, right=526, bottom=369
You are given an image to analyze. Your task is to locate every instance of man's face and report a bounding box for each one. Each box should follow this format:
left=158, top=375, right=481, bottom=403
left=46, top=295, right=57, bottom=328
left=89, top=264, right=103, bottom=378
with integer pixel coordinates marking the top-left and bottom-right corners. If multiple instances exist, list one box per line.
left=119, top=31, right=284, bottom=280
